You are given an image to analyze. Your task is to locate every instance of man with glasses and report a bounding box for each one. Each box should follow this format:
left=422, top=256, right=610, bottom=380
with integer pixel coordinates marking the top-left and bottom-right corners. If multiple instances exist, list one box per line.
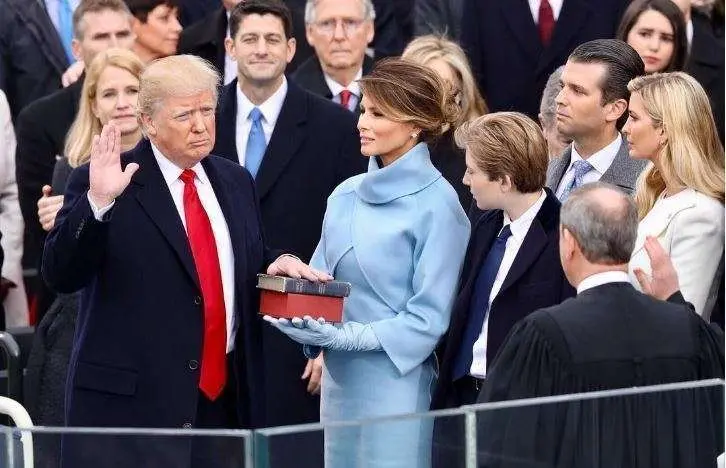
left=292, top=0, right=375, bottom=115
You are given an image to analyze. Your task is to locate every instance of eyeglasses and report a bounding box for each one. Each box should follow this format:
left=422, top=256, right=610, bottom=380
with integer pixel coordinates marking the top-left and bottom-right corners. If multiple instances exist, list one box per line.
left=313, top=18, right=365, bottom=36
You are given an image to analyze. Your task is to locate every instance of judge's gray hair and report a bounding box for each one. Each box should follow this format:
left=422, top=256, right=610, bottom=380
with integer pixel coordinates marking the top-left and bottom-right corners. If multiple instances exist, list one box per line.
left=560, top=183, right=638, bottom=265
left=304, top=0, right=375, bottom=24
left=137, top=55, right=220, bottom=119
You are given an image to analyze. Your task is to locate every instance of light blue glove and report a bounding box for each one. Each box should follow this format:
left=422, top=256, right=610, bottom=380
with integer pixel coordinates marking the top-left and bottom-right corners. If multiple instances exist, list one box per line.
left=263, top=315, right=382, bottom=352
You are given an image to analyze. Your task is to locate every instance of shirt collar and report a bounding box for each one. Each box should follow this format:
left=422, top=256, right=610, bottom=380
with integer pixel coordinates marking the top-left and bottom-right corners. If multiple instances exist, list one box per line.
left=236, top=76, right=288, bottom=127
left=324, top=68, right=362, bottom=98
left=577, top=270, right=630, bottom=294
left=502, top=190, right=547, bottom=241
left=150, top=141, right=208, bottom=186
left=569, top=134, right=622, bottom=175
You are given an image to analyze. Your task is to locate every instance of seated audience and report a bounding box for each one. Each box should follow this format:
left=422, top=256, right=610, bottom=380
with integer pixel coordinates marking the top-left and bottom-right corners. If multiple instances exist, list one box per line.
left=477, top=182, right=724, bottom=468
left=402, top=34, right=487, bottom=208
left=624, top=72, right=724, bottom=318
left=126, top=0, right=182, bottom=63
left=546, top=40, right=647, bottom=200
left=538, top=65, right=571, bottom=159
left=616, top=0, right=688, bottom=74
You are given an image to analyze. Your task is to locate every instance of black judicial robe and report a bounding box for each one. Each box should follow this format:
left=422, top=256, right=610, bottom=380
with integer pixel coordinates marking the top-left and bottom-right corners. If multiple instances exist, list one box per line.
left=476, top=284, right=725, bottom=468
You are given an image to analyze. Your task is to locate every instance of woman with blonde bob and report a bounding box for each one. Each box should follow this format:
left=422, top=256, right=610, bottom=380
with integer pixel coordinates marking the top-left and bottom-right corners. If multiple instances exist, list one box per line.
left=624, top=72, right=724, bottom=318
left=402, top=34, right=487, bottom=208
left=37, top=48, right=145, bottom=232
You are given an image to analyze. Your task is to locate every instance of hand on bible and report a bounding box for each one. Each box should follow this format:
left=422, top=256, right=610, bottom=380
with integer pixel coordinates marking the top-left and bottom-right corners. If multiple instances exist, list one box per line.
left=633, top=236, right=680, bottom=300
left=88, top=122, right=139, bottom=209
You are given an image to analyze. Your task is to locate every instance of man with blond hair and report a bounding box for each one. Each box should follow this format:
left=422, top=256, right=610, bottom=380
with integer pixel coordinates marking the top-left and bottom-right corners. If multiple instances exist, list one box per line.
left=43, top=54, right=328, bottom=468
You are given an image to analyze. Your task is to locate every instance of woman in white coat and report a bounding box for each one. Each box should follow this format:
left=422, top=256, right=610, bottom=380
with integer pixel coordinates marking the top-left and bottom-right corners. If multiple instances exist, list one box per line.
left=0, top=90, right=28, bottom=327
left=624, top=72, right=724, bottom=318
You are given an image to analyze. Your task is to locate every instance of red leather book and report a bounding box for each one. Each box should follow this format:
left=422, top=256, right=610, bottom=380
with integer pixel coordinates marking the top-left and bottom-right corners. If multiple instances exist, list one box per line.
left=259, top=290, right=344, bottom=323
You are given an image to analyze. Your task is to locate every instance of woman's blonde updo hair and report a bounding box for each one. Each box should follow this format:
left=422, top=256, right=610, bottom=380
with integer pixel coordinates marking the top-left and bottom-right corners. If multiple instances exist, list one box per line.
left=64, top=48, right=145, bottom=168
left=629, top=72, right=724, bottom=219
left=358, top=57, right=461, bottom=145
left=402, top=35, right=487, bottom=127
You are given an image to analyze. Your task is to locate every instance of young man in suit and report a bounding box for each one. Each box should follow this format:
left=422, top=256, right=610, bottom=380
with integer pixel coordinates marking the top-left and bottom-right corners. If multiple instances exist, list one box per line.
left=546, top=39, right=648, bottom=200
left=476, top=182, right=724, bottom=467
left=434, top=112, right=575, bottom=412
left=43, top=54, right=327, bottom=467
left=214, top=0, right=364, bottom=441
left=15, top=0, right=136, bottom=319
left=291, top=0, right=375, bottom=114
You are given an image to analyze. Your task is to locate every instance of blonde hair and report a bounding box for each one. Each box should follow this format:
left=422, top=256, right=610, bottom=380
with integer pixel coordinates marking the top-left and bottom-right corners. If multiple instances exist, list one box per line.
left=455, top=112, right=548, bottom=193
left=358, top=58, right=460, bottom=145
left=138, top=54, right=220, bottom=120
left=65, top=48, right=145, bottom=168
left=629, top=72, right=725, bottom=219
left=402, top=35, right=487, bottom=127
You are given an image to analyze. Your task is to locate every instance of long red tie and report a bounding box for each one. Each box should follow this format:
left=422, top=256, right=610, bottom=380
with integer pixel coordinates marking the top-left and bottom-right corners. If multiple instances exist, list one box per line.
left=179, top=169, right=227, bottom=401
left=538, top=0, right=555, bottom=46
left=339, top=89, right=352, bottom=110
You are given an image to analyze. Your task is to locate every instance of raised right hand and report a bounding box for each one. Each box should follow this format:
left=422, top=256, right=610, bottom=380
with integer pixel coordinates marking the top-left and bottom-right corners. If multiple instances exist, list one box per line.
left=88, top=122, right=139, bottom=209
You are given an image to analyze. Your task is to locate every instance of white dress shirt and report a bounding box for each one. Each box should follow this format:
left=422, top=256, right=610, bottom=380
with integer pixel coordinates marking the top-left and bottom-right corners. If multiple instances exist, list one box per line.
left=324, top=69, right=362, bottom=112
left=224, top=12, right=238, bottom=86
left=235, top=77, right=288, bottom=166
left=528, top=0, right=563, bottom=22
left=88, top=143, right=238, bottom=352
left=469, top=190, right=548, bottom=378
left=556, top=135, right=622, bottom=199
left=577, top=270, right=630, bottom=294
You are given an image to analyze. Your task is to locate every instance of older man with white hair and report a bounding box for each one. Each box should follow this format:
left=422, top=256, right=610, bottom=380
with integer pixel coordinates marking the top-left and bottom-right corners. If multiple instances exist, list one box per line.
left=43, top=54, right=328, bottom=468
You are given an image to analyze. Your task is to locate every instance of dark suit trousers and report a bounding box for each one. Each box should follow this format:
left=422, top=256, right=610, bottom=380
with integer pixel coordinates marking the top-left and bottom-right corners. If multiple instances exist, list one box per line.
left=191, top=354, right=245, bottom=468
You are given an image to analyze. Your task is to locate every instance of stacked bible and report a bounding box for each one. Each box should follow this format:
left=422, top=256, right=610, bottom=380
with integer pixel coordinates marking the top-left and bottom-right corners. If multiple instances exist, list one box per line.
left=257, top=274, right=352, bottom=323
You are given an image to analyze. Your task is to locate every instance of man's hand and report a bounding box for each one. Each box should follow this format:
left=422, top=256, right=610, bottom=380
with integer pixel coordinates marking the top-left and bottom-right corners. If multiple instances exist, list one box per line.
left=301, top=354, right=323, bottom=395
left=62, top=61, right=85, bottom=87
left=634, top=236, right=680, bottom=300
left=37, top=185, right=64, bottom=232
left=266, top=255, right=333, bottom=282
left=88, top=122, right=139, bottom=209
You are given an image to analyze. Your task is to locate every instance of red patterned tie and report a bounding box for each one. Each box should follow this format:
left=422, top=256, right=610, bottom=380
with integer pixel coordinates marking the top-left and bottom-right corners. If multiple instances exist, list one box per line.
left=538, top=0, right=555, bottom=46
left=339, top=89, right=352, bottom=110
left=179, top=169, right=227, bottom=400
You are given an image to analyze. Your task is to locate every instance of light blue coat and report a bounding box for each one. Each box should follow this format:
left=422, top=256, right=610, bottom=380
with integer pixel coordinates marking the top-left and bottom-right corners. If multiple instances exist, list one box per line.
left=310, top=143, right=470, bottom=467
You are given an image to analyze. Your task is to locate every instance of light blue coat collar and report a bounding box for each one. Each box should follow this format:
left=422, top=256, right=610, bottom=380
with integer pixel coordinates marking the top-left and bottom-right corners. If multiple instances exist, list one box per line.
left=356, top=143, right=440, bottom=204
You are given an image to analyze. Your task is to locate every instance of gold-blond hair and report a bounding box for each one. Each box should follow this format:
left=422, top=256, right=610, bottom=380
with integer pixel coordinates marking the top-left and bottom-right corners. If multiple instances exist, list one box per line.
left=64, top=48, right=145, bottom=168
left=402, top=35, right=487, bottom=127
left=629, top=72, right=725, bottom=219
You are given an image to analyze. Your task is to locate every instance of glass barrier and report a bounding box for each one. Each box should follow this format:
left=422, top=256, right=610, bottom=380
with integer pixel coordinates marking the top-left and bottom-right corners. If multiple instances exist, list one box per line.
left=0, top=379, right=722, bottom=468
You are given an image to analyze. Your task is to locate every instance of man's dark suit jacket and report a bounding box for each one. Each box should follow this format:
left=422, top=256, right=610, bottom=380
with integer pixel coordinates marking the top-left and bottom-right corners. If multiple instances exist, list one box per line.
left=686, top=10, right=725, bottom=143
left=546, top=135, right=647, bottom=196
left=431, top=188, right=575, bottom=410
left=476, top=283, right=725, bottom=468
left=291, top=55, right=374, bottom=117
left=460, top=0, right=629, bottom=119
left=213, top=79, right=365, bottom=427
left=15, top=78, right=83, bottom=272
left=0, top=0, right=68, bottom=121
left=42, top=139, right=275, bottom=467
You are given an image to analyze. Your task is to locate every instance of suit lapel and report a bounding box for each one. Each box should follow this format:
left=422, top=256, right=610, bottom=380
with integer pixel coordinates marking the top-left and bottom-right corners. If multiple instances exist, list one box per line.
left=254, top=82, right=307, bottom=199
left=536, top=0, right=590, bottom=74
left=499, top=0, right=542, bottom=63
left=214, top=81, right=239, bottom=163
left=132, top=141, right=200, bottom=290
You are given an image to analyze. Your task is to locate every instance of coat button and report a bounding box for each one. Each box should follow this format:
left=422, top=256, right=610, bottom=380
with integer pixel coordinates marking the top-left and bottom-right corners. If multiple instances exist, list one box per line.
left=182, top=422, right=192, bottom=429
left=188, top=360, right=199, bottom=370
left=194, top=296, right=202, bottom=305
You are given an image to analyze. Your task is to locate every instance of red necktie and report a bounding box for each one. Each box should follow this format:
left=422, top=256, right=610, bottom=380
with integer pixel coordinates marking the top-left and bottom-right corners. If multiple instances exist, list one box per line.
left=339, top=89, right=353, bottom=110
left=179, top=169, right=227, bottom=401
left=538, top=0, right=555, bottom=46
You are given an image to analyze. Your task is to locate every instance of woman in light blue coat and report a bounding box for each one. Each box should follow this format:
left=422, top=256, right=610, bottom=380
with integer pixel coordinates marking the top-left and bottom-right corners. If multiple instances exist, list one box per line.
left=265, top=59, right=470, bottom=467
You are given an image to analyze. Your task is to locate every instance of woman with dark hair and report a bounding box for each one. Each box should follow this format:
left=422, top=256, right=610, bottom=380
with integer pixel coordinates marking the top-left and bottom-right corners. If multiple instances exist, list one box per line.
left=616, top=0, right=688, bottom=74
left=265, top=58, right=470, bottom=467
